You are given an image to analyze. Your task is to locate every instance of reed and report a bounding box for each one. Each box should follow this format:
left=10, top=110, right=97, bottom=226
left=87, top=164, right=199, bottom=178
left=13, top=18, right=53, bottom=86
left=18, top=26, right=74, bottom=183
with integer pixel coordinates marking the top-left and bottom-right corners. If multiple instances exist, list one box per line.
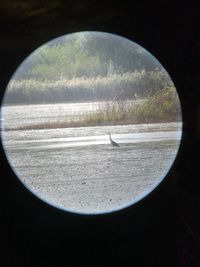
left=4, top=87, right=181, bottom=131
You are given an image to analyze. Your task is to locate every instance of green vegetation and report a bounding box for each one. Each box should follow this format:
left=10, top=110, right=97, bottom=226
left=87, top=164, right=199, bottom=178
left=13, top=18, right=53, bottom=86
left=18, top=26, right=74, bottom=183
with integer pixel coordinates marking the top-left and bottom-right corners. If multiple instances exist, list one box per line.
left=133, top=86, right=181, bottom=123
left=6, top=87, right=181, bottom=131
left=5, top=32, right=166, bottom=104
left=3, top=32, right=181, bottom=129
left=5, top=70, right=172, bottom=104
left=70, top=86, right=181, bottom=125
left=14, top=32, right=161, bottom=81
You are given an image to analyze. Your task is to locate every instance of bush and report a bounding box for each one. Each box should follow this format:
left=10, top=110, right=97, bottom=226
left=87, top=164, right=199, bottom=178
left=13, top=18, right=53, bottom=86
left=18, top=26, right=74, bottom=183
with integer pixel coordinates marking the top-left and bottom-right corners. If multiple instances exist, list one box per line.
left=74, top=86, right=181, bottom=126
left=132, top=87, right=181, bottom=123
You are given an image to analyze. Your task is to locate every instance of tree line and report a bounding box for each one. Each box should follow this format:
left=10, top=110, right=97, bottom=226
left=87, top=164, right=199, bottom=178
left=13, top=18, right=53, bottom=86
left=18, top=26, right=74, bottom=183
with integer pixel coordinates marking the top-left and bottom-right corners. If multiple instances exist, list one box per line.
left=4, top=32, right=174, bottom=105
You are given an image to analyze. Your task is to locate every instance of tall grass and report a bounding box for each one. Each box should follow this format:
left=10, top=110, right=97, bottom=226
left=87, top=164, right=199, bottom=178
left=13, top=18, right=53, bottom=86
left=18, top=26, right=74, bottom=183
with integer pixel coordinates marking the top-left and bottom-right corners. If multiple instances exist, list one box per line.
left=2, top=69, right=181, bottom=130
left=5, top=86, right=181, bottom=131
left=5, top=70, right=172, bottom=104
left=80, top=87, right=181, bottom=126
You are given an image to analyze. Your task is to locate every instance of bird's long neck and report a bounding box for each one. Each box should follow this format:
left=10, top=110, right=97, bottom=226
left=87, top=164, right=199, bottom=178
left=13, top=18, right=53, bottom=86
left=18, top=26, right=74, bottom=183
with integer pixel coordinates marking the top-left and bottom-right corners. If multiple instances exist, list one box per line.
left=109, top=133, right=112, bottom=141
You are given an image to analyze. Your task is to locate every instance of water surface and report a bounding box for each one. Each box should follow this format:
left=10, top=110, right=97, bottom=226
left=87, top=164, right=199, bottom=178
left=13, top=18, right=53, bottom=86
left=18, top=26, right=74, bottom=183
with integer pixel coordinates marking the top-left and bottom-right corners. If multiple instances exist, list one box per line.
left=1, top=119, right=182, bottom=214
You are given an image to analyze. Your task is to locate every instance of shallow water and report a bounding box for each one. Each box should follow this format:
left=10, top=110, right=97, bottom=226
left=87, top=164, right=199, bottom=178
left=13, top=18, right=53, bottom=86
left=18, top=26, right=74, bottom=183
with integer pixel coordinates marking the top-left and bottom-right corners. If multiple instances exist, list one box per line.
left=1, top=101, right=144, bottom=129
left=1, top=122, right=182, bottom=214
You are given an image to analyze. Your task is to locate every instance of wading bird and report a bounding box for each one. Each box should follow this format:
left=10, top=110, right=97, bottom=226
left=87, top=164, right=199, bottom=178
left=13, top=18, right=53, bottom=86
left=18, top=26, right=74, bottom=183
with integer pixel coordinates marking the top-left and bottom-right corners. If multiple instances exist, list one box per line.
left=108, top=132, right=119, bottom=147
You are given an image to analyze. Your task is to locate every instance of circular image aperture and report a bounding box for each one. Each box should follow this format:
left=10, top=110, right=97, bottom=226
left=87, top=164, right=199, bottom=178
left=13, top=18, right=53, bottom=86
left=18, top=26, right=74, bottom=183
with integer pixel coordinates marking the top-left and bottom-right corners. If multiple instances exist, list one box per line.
left=1, top=32, right=182, bottom=214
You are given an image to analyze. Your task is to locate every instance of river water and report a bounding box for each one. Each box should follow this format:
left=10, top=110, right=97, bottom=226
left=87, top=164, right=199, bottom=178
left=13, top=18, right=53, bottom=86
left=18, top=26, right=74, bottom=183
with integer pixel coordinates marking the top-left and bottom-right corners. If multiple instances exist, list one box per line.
left=1, top=103, right=182, bottom=214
